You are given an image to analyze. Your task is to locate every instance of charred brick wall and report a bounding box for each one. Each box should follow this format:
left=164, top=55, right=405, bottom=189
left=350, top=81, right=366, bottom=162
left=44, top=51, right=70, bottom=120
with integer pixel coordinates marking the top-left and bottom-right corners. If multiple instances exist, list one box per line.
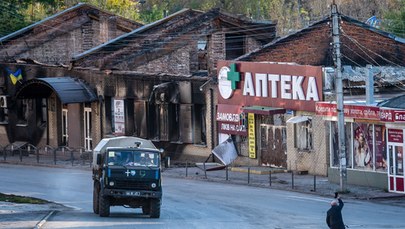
left=0, top=8, right=137, bottom=66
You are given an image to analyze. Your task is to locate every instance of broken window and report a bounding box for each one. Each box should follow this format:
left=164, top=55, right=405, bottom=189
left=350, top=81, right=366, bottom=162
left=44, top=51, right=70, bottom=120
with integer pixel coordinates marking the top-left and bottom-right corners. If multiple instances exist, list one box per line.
left=62, top=106, right=68, bottom=146
left=16, top=99, right=28, bottom=125
left=225, top=33, right=245, bottom=60
left=294, top=119, right=313, bottom=150
left=134, top=101, right=148, bottom=138
left=105, top=96, right=112, bottom=134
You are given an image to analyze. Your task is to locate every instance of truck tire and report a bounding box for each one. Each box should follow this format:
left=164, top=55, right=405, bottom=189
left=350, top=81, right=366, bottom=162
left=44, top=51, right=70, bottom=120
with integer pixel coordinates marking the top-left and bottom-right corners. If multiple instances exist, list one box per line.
left=93, top=182, right=100, bottom=214
left=142, top=204, right=150, bottom=215
left=149, top=199, right=161, bottom=218
left=98, top=191, right=110, bottom=217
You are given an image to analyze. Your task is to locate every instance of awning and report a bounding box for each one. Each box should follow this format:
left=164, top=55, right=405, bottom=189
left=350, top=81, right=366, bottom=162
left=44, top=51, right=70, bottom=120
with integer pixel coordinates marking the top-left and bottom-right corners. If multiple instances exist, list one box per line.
left=287, top=116, right=311, bottom=123
left=242, top=106, right=285, bottom=115
left=16, top=77, right=97, bottom=104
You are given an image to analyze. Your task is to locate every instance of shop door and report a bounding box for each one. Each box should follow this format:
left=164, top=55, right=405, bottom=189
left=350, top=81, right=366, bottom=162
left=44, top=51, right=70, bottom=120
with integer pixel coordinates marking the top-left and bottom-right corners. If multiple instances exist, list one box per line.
left=388, top=144, right=405, bottom=193
left=260, top=124, right=287, bottom=167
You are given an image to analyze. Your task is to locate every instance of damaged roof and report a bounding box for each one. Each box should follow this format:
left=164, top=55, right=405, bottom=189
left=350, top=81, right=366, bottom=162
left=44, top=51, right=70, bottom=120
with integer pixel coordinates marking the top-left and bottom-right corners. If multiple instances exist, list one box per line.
left=0, top=3, right=142, bottom=64
left=71, top=8, right=277, bottom=70
left=238, top=14, right=405, bottom=67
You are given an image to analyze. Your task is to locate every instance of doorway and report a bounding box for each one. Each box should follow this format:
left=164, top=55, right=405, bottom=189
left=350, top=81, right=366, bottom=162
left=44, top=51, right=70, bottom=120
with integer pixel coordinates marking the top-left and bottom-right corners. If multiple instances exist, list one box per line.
left=388, top=144, right=405, bottom=193
left=260, top=124, right=287, bottom=167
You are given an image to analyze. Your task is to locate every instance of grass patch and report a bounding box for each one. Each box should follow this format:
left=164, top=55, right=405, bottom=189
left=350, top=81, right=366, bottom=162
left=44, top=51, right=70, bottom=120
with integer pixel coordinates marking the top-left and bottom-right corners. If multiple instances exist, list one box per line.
left=0, top=193, right=49, bottom=204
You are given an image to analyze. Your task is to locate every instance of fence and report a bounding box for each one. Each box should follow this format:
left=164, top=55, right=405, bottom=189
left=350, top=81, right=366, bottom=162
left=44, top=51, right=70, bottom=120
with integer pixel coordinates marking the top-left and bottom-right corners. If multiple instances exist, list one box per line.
left=0, top=143, right=93, bottom=167
left=170, top=161, right=339, bottom=196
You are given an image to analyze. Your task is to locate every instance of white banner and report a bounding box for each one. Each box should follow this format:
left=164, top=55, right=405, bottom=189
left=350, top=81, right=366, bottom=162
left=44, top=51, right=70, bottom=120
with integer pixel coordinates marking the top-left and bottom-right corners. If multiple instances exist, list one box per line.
left=114, top=99, right=125, bottom=135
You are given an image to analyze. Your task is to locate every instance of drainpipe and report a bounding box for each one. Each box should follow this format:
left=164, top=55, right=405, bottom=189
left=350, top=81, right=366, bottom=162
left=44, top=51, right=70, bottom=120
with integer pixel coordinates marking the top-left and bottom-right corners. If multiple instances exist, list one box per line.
left=46, top=98, right=49, bottom=145
left=200, top=79, right=216, bottom=151
left=210, top=88, right=215, bottom=151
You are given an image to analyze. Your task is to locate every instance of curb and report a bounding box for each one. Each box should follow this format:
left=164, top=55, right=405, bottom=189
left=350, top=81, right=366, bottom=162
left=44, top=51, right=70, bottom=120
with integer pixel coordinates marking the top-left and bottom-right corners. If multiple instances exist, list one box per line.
left=230, top=167, right=288, bottom=175
left=34, top=210, right=56, bottom=229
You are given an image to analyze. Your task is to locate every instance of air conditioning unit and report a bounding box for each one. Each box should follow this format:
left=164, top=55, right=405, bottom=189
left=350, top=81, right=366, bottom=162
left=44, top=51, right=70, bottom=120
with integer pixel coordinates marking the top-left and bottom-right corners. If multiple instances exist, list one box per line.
left=0, top=96, right=7, bottom=108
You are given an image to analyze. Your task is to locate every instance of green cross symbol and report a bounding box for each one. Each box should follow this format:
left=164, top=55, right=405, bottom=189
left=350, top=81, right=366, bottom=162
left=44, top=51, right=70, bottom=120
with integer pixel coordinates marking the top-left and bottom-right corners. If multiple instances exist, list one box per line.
left=227, top=63, right=240, bottom=90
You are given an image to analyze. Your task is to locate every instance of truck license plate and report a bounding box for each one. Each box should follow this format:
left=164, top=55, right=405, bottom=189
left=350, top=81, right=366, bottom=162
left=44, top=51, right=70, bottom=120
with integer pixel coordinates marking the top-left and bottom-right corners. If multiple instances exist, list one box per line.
left=126, top=191, right=141, bottom=196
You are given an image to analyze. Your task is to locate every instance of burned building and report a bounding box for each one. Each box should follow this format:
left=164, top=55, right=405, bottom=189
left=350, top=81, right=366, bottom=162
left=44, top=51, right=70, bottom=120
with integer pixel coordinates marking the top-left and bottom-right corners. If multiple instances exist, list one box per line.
left=0, top=6, right=277, bottom=162
left=0, top=3, right=142, bottom=148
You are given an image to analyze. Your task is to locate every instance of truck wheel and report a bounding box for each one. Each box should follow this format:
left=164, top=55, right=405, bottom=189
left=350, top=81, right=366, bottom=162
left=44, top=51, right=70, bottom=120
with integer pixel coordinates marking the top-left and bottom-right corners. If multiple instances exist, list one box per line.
left=98, top=192, right=110, bottom=217
left=149, top=199, right=161, bottom=218
left=93, top=182, right=100, bottom=214
left=142, top=204, right=150, bottom=215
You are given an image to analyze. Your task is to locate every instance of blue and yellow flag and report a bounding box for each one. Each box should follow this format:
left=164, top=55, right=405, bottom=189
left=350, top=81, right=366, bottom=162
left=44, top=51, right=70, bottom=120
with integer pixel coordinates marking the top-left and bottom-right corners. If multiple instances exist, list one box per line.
left=6, top=68, right=23, bottom=85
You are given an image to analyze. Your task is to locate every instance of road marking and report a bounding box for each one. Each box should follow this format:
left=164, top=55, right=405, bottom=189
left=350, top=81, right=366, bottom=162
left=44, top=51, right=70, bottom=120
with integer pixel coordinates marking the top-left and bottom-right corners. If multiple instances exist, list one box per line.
left=34, top=210, right=55, bottom=229
left=285, top=195, right=330, bottom=203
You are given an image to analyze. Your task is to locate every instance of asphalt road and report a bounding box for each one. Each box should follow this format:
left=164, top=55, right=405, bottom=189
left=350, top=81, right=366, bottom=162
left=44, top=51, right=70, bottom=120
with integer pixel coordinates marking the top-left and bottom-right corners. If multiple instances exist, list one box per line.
left=1, top=164, right=405, bottom=229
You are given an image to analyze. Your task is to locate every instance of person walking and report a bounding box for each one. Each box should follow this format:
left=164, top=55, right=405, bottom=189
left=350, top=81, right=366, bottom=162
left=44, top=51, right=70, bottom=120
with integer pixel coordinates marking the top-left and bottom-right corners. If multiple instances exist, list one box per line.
left=326, top=192, right=346, bottom=229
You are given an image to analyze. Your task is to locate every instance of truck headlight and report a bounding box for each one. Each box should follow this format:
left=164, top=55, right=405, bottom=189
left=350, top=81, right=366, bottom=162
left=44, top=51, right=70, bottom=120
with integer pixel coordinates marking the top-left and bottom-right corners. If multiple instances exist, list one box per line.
left=109, top=181, right=115, bottom=186
left=151, top=183, right=157, bottom=188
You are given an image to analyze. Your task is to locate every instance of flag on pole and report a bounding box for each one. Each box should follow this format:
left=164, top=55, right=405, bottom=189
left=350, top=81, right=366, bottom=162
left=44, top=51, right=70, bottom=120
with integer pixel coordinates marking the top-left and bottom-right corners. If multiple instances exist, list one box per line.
left=6, top=68, right=23, bottom=85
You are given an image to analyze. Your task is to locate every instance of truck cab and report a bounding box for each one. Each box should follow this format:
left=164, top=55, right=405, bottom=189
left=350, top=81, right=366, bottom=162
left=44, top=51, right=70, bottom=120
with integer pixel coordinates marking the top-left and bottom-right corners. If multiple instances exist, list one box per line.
left=92, top=136, right=163, bottom=218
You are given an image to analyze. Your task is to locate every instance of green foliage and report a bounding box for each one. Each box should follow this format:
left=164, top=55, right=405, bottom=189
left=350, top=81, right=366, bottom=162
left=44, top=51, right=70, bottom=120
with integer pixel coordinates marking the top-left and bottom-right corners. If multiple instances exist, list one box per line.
left=382, top=0, right=405, bottom=38
left=0, top=0, right=403, bottom=38
left=0, top=192, right=48, bottom=204
left=0, top=1, right=30, bottom=36
left=139, top=3, right=166, bottom=23
left=84, top=0, right=141, bottom=21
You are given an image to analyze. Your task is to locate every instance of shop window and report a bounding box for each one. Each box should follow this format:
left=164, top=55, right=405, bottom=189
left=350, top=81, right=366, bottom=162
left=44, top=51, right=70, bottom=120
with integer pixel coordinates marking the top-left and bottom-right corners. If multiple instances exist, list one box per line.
left=374, top=125, right=387, bottom=172
left=330, top=121, right=352, bottom=168
left=62, top=107, right=68, bottom=146
left=288, top=116, right=312, bottom=151
left=225, top=33, right=245, bottom=60
left=294, top=119, right=313, bottom=150
left=353, top=123, right=373, bottom=170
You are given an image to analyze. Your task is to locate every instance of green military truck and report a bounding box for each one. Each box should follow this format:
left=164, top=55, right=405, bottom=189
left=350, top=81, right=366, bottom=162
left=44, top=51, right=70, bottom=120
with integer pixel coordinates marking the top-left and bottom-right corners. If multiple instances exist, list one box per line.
left=92, top=136, right=163, bottom=218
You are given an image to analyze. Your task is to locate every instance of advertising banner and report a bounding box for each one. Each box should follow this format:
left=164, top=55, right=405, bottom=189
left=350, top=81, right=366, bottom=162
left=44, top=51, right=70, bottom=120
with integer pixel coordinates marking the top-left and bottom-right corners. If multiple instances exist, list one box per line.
left=114, top=99, right=125, bottom=135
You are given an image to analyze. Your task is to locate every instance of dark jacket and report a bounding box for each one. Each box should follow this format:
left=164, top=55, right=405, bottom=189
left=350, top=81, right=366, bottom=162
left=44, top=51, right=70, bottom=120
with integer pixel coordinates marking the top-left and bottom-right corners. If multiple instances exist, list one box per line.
left=326, top=198, right=345, bottom=229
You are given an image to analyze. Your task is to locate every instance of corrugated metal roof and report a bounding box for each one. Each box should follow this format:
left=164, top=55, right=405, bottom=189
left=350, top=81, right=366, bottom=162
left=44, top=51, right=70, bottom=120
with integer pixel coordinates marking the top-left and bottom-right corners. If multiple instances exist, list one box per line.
left=16, top=77, right=97, bottom=104
left=378, top=94, right=405, bottom=109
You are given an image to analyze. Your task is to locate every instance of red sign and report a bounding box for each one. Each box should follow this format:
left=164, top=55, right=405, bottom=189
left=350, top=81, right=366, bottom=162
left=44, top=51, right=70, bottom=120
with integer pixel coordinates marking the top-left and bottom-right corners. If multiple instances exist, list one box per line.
left=315, top=102, right=380, bottom=120
left=217, top=61, right=323, bottom=112
left=380, top=109, right=405, bottom=122
left=388, top=129, right=403, bottom=143
left=217, top=104, right=247, bottom=136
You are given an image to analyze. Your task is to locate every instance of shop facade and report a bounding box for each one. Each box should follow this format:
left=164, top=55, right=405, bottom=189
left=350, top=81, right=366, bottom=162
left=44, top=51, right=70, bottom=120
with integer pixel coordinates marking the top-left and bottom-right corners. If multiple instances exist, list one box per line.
left=216, top=60, right=325, bottom=170
left=317, top=102, right=405, bottom=193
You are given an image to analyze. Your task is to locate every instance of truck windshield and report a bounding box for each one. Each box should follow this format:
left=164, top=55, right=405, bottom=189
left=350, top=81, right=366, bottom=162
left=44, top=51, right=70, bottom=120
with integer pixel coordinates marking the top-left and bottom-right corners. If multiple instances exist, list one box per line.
left=107, top=150, right=159, bottom=167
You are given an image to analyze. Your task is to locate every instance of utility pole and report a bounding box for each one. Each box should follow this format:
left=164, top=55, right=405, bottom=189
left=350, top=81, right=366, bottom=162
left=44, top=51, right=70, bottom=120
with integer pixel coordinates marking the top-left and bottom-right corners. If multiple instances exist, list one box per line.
left=332, top=2, right=347, bottom=191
